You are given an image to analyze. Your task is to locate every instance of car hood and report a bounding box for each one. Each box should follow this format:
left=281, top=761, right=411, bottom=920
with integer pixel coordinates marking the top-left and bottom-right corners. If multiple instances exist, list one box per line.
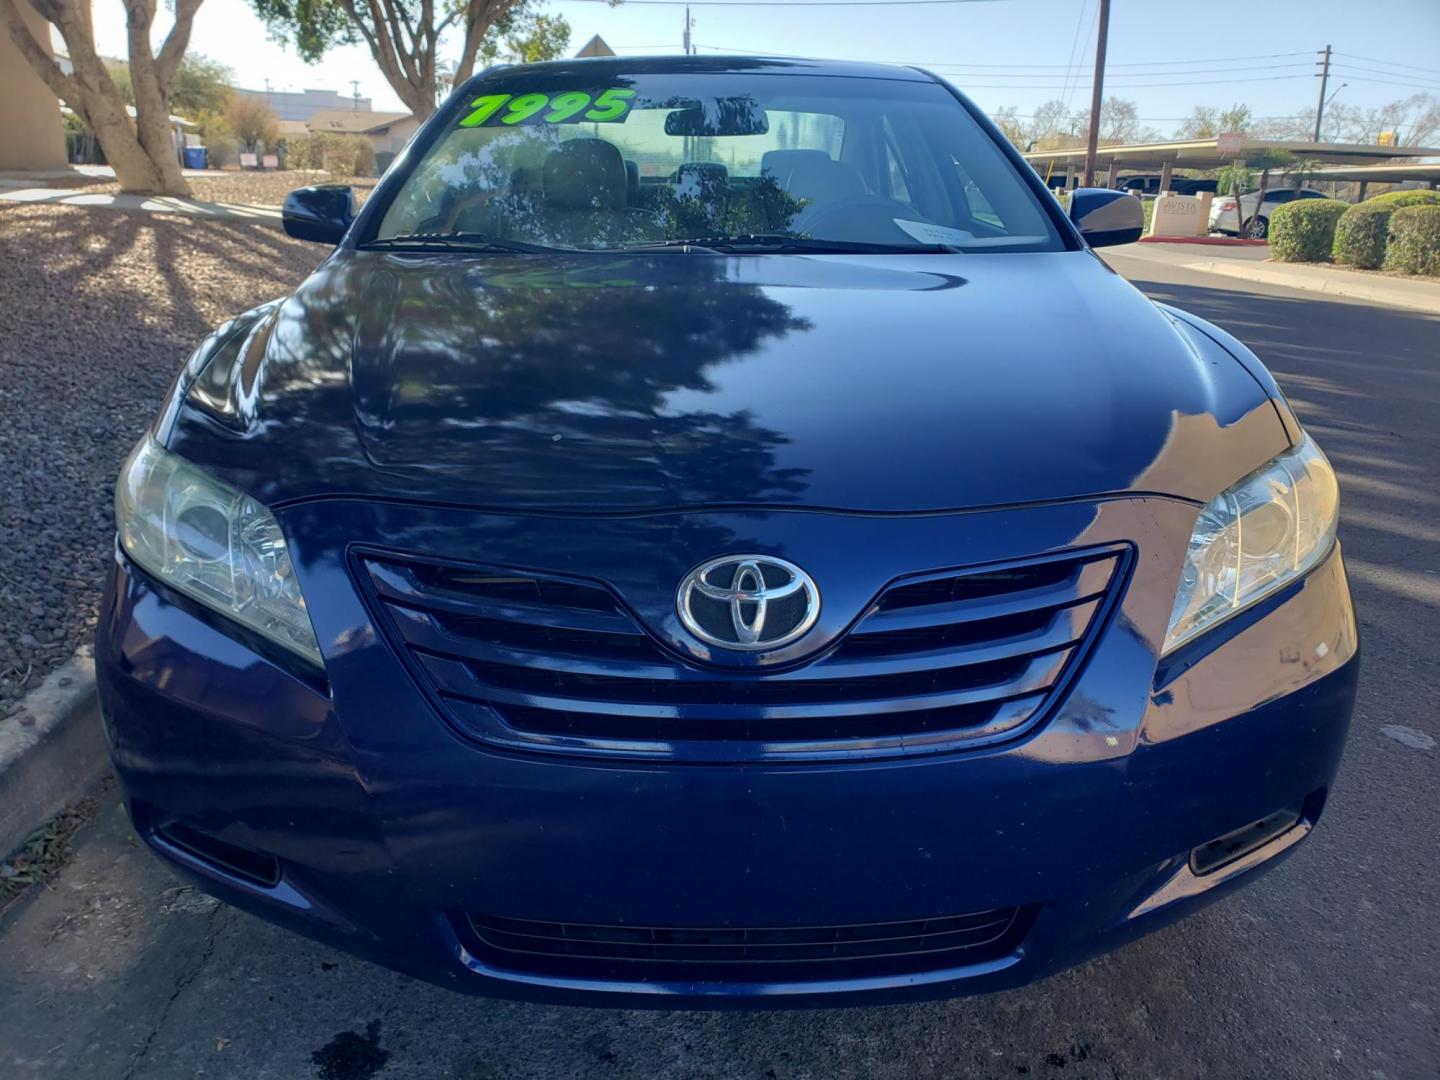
left=166, top=249, right=1288, bottom=513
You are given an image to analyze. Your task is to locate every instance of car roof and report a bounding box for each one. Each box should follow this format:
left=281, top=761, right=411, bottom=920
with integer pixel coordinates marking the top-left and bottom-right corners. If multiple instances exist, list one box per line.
left=471, top=54, right=938, bottom=85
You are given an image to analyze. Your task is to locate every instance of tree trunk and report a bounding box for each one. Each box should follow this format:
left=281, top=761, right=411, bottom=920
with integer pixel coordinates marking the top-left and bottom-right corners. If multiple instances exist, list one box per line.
left=1, top=0, right=197, bottom=195
left=1250, top=168, right=1270, bottom=238
left=125, top=0, right=190, bottom=195
left=87, top=89, right=169, bottom=192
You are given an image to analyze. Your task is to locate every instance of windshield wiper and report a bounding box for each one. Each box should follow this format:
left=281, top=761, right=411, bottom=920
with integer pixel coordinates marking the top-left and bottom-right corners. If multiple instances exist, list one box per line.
left=621, top=234, right=963, bottom=255
left=361, top=233, right=566, bottom=254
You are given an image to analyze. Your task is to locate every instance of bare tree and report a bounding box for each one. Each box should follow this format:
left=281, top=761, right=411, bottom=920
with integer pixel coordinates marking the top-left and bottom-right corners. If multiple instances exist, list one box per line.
left=0, top=0, right=203, bottom=194
left=1070, top=97, right=1158, bottom=146
left=248, top=0, right=585, bottom=120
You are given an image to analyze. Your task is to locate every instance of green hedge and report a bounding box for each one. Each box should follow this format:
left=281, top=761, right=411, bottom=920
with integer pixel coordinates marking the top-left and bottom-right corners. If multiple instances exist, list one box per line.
left=1333, top=190, right=1440, bottom=268
left=1384, top=205, right=1440, bottom=276
left=1363, top=189, right=1440, bottom=210
left=1269, top=199, right=1348, bottom=263
left=1333, top=204, right=1392, bottom=268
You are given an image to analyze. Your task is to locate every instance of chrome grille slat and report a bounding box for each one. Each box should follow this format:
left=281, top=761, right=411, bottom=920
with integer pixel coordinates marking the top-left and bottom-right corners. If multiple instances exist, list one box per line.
left=357, top=547, right=1125, bottom=761
left=416, top=648, right=1071, bottom=720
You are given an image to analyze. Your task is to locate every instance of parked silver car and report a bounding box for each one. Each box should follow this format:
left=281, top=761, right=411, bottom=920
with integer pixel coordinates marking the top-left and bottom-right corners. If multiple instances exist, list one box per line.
left=1210, top=188, right=1331, bottom=238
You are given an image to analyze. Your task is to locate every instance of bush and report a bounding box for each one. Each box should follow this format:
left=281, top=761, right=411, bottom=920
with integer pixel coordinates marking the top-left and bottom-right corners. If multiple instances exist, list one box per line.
left=1384, top=205, right=1440, bottom=276
left=286, top=133, right=375, bottom=177
left=194, top=109, right=235, bottom=169
left=1269, top=199, right=1347, bottom=263
left=1364, top=189, right=1440, bottom=210
left=1333, top=190, right=1440, bottom=268
left=1333, top=203, right=1393, bottom=268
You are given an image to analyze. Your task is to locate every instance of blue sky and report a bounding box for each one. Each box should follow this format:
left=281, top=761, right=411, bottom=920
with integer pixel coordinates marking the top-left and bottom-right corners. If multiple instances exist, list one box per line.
left=90, top=0, right=1440, bottom=132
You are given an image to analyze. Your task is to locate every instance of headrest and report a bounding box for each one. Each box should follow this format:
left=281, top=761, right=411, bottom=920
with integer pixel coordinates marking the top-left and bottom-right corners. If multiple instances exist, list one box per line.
left=543, top=139, right=628, bottom=211
left=674, top=161, right=729, bottom=200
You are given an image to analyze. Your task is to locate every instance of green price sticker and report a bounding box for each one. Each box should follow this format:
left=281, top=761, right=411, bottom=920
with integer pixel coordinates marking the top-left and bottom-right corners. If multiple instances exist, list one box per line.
left=459, top=88, right=637, bottom=128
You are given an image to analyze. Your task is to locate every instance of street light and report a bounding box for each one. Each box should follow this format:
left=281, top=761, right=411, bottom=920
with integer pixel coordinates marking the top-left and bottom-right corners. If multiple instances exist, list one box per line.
left=1316, top=83, right=1347, bottom=141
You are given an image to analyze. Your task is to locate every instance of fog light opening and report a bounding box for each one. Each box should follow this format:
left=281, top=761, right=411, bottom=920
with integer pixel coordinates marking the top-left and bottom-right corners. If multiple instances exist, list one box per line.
left=152, top=817, right=282, bottom=888
left=1190, top=805, right=1304, bottom=876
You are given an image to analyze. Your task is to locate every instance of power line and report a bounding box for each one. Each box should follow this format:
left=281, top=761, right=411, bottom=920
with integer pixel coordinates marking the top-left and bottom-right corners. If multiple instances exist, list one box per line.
left=1337, top=52, right=1440, bottom=78
left=930, top=73, right=1318, bottom=89
left=684, top=46, right=1316, bottom=72
left=567, top=0, right=1005, bottom=5
left=1061, top=0, right=1098, bottom=114
left=1328, top=65, right=1440, bottom=92
left=1055, top=0, right=1091, bottom=117
left=913, top=62, right=1316, bottom=78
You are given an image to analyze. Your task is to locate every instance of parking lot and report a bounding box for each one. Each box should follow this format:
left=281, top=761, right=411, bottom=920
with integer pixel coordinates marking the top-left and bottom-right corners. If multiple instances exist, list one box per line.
left=0, top=214, right=1437, bottom=1079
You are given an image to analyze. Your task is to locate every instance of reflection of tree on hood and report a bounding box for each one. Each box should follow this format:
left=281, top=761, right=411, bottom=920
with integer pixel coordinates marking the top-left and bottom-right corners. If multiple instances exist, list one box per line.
left=230, top=254, right=816, bottom=506
left=363, top=255, right=812, bottom=422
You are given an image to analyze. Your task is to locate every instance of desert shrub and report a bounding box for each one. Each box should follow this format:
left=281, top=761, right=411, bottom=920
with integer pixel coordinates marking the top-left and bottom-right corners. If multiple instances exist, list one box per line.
left=1269, top=199, right=1347, bottom=262
left=194, top=110, right=235, bottom=168
left=226, top=97, right=279, bottom=155
left=1383, top=205, right=1440, bottom=276
left=1334, top=190, right=1440, bottom=268
left=301, top=133, right=375, bottom=177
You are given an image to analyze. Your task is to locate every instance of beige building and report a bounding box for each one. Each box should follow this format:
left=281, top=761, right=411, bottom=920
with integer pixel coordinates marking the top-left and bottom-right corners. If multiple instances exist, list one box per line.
left=305, top=109, right=421, bottom=159
left=0, top=3, right=67, bottom=170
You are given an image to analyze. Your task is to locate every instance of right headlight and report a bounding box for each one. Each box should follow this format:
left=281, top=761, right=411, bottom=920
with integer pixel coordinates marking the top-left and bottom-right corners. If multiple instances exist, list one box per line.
left=115, top=437, right=323, bottom=669
left=1163, top=433, right=1339, bottom=655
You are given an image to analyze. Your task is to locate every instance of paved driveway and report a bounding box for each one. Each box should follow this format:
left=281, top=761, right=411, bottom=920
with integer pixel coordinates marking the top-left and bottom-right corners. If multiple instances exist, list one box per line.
left=2, top=255, right=1437, bottom=1080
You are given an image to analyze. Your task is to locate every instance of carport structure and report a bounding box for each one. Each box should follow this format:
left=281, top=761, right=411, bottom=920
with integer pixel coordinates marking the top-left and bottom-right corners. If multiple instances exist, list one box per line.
left=1024, top=137, right=1440, bottom=193
left=1306, top=162, right=1440, bottom=201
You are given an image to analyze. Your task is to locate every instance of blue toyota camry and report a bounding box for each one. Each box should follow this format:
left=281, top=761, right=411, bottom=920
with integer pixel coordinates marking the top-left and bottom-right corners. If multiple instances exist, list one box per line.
left=97, top=56, right=1357, bottom=1007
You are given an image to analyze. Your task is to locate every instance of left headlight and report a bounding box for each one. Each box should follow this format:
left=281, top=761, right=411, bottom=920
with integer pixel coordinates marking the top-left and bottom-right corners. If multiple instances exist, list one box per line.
left=1163, top=433, right=1339, bottom=655
left=115, top=437, right=323, bottom=668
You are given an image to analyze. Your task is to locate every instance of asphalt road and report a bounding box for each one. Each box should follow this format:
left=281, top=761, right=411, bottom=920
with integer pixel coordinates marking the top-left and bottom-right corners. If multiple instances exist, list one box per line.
left=2, top=253, right=1437, bottom=1080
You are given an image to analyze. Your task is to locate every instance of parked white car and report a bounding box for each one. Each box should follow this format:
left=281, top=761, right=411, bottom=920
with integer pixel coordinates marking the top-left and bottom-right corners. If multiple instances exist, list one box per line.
left=1210, top=188, right=1332, bottom=238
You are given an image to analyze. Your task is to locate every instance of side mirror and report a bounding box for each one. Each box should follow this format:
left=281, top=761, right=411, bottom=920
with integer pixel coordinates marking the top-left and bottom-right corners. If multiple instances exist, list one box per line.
left=1069, top=188, right=1144, bottom=248
left=282, top=185, right=356, bottom=245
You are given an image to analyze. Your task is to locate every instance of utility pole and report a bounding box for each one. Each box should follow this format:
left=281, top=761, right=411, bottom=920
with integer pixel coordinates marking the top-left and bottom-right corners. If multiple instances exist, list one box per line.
left=1081, top=0, right=1111, bottom=188
left=1312, top=45, right=1332, bottom=142
left=683, top=6, right=693, bottom=55
left=350, top=80, right=361, bottom=112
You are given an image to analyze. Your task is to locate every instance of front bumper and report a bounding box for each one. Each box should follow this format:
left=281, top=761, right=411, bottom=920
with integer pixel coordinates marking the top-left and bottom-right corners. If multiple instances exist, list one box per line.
left=96, top=498, right=1358, bottom=1008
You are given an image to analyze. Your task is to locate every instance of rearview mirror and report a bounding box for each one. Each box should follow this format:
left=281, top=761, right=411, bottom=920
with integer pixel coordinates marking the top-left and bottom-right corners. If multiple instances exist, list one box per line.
left=1068, top=188, right=1144, bottom=248
left=664, top=97, right=769, bottom=137
left=282, top=185, right=356, bottom=245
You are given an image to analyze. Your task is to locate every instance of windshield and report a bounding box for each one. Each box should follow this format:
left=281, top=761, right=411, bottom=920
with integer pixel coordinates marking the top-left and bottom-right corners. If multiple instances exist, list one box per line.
left=370, top=68, right=1064, bottom=254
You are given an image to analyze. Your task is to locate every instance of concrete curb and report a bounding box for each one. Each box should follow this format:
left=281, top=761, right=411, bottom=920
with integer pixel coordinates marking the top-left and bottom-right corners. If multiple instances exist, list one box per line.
left=1184, top=259, right=1440, bottom=315
left=1140, top=235, right=1269, bottom=247
left=0, top=647, right=109, bottom=859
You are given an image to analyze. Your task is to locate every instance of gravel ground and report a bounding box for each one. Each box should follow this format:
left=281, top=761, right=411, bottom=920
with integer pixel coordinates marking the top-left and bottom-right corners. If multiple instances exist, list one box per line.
left=76, top=171, right=379, bottom=207
left=0, top=204, right=325, bottom=718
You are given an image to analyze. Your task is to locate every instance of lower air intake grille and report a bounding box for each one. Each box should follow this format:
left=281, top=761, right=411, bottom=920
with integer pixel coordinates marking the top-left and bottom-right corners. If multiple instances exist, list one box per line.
left=459, top=906, right=1034, bottom=981
left=357, top=545, right=1126, bottom=762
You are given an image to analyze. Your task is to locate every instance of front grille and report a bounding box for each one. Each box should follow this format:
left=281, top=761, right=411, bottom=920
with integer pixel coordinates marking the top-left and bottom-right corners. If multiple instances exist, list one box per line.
left=458, top=906, right=1033, bottom=981
left=357, top=546, right=1125, bottom=762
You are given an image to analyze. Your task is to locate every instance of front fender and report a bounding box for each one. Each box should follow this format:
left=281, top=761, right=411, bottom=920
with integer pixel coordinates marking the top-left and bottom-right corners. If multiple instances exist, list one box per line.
left=153, top=299, right=286, bottom=444
left=1157, top=303, right=1303, bottom=445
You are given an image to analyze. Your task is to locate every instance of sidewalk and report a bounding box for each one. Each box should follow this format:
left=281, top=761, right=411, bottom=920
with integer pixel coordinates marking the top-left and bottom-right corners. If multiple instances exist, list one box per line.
left=1181, top=258, right=1440, bottom=315
left=0, top=186, right=281, bottom=224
